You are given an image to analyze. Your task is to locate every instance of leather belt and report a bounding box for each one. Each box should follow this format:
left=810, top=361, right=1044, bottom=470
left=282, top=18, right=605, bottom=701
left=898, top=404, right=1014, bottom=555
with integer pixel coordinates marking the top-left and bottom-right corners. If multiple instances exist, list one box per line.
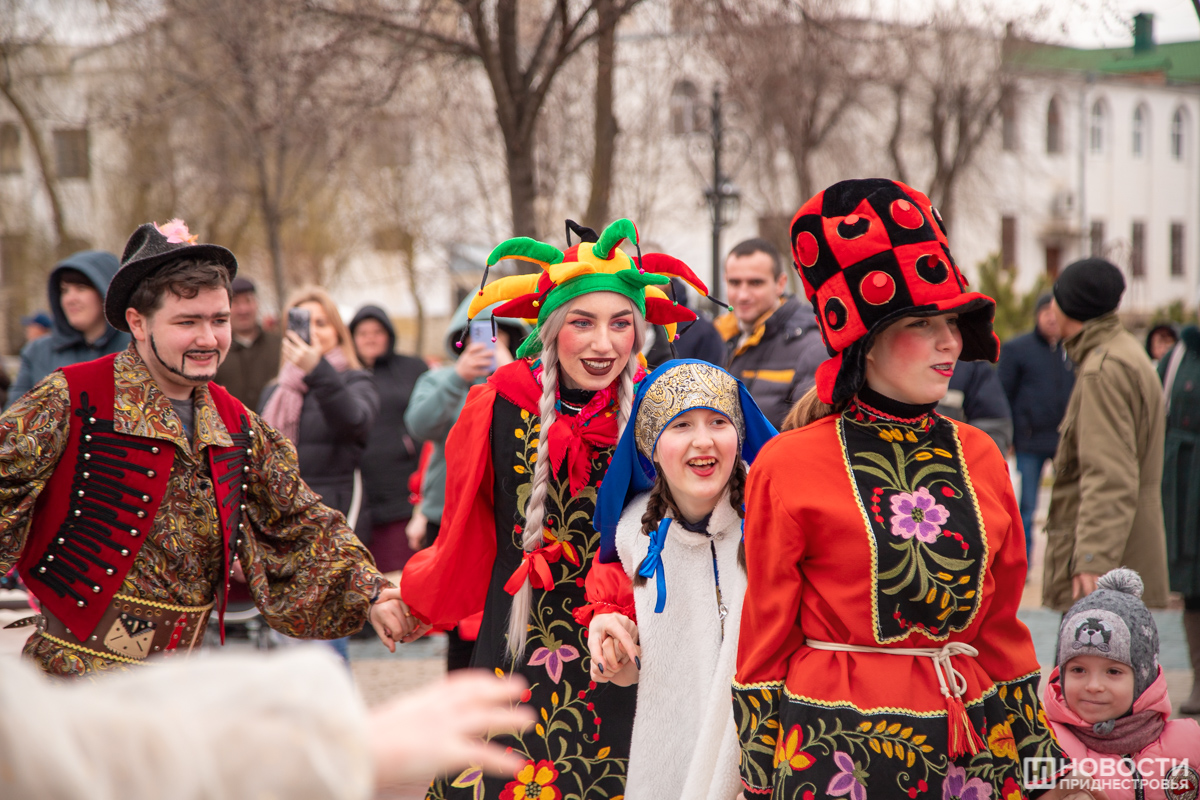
left=38, top=593, right=213, bottom=665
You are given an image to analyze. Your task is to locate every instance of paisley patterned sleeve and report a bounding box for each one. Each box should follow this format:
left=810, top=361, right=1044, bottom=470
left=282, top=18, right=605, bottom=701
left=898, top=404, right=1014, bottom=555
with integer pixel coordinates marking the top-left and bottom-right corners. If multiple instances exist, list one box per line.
left=0, top=373, right=71, bottom=574
left=734, top=438, right=809, bottom=795
left=238, top=414, right=386, bottom=639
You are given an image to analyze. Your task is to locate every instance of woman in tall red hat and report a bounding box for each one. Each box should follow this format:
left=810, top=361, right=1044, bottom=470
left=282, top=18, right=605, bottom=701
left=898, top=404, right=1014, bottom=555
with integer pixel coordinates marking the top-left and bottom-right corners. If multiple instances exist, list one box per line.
left=733, top=180, right=1087, bottom=800
left=397, top=220, right=708, bottom=800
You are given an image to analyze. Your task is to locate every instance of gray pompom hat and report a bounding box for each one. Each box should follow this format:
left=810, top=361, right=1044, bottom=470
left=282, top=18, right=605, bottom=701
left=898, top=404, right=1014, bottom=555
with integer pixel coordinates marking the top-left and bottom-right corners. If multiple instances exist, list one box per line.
left=1056, top=568, right=1159, bottom=700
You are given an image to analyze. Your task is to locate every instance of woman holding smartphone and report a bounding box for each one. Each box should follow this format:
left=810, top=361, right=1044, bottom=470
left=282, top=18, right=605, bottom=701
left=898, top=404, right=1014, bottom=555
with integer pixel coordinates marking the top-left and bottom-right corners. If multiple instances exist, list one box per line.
left=262, top=286, right=380, bottom=557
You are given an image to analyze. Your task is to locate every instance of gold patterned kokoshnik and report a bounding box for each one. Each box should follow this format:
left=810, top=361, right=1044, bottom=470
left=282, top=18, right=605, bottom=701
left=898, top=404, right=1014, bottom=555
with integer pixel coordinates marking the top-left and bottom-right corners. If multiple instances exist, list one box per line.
left=633, top=362, right=744, bottom=458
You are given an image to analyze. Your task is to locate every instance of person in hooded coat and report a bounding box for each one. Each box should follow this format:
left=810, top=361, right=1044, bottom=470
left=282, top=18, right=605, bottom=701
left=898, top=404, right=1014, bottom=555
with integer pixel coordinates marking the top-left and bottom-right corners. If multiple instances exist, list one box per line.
left=6, top=251, right=129, bottom=408
left=349, top=305, right=428, bottom=573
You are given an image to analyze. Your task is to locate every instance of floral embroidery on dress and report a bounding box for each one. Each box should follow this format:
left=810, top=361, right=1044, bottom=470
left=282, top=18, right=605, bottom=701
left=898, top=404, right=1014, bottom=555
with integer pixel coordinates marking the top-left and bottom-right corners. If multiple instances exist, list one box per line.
left=499, top=760, right=562, bottom=800
left=828, top=751, right=868, bottom=800
left=527, top=643, right=579, bottom=684
left=942, top=764, right=992, bottom=800
left=890, top=487, right=949, bottom=542
left=839, top=398, right=987, bottom=642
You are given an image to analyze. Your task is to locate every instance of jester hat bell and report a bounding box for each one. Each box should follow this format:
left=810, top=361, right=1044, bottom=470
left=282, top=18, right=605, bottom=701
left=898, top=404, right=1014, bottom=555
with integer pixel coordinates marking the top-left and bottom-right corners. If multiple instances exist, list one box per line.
left=791, top=179, right=999, bottom=405
left=595, top=359, right=778, bottom=564
left=466, top=219, right=711, bottom=359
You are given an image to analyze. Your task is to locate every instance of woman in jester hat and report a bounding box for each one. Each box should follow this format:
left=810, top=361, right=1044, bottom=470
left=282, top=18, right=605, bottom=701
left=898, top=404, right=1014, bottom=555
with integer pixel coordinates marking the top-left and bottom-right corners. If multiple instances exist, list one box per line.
left=733, top=180, right=1093, bottom=800
left=579, top=358, right=777, bottom=800
left=397, top=219, right=710, bottom=800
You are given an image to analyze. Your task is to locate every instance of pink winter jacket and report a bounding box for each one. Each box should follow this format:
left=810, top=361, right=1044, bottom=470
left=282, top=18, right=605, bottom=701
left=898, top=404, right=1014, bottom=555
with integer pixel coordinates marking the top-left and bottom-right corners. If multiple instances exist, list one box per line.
left=1044, top=666, right=1200, bottom=800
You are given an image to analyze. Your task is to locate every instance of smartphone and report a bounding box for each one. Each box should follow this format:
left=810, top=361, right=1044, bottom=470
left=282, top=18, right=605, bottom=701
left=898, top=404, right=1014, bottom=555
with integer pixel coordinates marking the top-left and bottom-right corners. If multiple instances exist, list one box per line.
left=287, top=307, right=311, bottom=345
left=469, top=318, right=497, bottom=371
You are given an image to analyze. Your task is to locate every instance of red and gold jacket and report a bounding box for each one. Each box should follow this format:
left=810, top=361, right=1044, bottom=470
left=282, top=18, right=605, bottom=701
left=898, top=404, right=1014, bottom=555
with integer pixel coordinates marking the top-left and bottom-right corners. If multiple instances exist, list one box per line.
left=0, top=346, right=386, bottom=676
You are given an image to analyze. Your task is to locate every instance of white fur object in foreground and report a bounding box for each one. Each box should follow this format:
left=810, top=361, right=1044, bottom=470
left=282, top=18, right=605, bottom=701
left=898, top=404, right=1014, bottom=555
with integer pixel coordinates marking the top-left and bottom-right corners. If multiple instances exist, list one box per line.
left=0, top=647, right=372, bottom=800
left=615, top=490, right=745, bottom=800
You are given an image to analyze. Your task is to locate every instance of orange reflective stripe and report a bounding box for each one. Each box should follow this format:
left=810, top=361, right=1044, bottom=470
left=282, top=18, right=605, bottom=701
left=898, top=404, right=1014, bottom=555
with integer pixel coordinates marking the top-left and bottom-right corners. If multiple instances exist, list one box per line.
left=740, top=369, right=795, bottom=383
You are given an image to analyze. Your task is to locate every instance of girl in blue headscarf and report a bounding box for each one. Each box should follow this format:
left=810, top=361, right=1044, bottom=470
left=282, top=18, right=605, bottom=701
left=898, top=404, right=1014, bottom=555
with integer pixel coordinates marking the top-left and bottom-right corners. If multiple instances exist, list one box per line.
left=577, top=359, right=776, bottom=800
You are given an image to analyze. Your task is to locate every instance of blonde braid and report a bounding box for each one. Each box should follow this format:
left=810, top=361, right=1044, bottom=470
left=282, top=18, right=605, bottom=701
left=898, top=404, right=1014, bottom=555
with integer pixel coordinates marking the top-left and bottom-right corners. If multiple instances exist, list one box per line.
left=504, top=311, right=566, bottom=662
left=503, top=301, right=645, bottom=662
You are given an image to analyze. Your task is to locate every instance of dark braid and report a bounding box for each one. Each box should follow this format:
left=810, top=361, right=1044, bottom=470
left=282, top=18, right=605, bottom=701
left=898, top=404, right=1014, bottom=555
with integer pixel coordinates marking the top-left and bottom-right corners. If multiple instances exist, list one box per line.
left=730, top=460, right=749, bottom=571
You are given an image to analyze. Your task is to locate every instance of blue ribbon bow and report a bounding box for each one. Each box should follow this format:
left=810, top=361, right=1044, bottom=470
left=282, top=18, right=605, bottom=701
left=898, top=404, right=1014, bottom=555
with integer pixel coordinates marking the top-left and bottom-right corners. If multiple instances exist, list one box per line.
left=638, top=516, right=671, bottom=613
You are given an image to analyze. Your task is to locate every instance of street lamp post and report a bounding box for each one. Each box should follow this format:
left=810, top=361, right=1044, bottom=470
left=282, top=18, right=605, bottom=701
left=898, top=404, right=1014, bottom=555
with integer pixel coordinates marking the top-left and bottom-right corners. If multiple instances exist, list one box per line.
left=704, top=87, right=741, bottom=292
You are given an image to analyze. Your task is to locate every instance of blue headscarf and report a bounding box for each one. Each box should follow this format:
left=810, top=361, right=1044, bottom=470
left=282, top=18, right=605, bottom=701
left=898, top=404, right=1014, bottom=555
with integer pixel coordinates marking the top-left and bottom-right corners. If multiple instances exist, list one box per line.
left=595, top=359, right=777, bottom=599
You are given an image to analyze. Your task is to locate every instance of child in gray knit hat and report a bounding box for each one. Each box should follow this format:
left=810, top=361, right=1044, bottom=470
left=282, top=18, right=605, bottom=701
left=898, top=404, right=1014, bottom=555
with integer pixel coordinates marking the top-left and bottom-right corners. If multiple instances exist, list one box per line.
left=1044, top=568, right=1200, bottom=799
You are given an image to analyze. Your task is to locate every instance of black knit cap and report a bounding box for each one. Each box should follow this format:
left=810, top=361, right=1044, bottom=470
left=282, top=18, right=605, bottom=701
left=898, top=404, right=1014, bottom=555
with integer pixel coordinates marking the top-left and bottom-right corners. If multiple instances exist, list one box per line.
left=105, top=220, right=238, bottom=332
left=1053, top=258, right=1125, bottom=322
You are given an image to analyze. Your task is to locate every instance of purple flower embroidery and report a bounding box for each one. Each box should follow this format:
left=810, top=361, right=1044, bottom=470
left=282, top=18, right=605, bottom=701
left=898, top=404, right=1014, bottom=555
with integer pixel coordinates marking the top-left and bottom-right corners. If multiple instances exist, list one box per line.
left=827, top=751, right=866, bottom=800
left=943, top=764, right=993, bottom=800
left=527, top=643, right=579, bottom=684
left=889, top=486, right=949, bottom=543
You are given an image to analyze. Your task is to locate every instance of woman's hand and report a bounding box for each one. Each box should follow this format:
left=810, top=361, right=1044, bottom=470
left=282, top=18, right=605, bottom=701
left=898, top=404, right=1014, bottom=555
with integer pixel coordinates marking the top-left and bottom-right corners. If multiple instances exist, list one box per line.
left=368, top=670, right=534, bottom=787
left=406, top=512, right=428, bottom=551
left=282, top=330, right=324, bottom=375
left=587, top=613, right=640, bottom=685
left=368, top=586, right=418, bottom=652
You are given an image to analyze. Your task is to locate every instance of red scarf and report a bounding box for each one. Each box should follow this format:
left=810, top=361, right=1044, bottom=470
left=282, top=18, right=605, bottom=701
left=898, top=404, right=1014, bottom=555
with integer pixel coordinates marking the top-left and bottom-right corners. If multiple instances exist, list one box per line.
left=490, top=359, right=643, bottom=495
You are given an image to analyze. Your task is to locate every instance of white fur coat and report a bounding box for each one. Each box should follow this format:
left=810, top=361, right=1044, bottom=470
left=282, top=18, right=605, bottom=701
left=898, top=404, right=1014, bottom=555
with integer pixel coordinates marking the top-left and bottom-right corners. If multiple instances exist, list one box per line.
left=615, top=491, right=746, bottom=800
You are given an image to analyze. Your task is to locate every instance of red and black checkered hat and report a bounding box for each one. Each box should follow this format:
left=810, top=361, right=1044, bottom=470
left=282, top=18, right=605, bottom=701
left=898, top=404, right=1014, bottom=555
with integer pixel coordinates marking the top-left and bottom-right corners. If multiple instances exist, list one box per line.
left=791, top=178, right=999, bottom=404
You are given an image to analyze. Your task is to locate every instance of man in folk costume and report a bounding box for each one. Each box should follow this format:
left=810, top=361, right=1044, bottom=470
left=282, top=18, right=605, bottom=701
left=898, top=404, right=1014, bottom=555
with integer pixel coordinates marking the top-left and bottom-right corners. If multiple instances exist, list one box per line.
left=397, top=219, right=711, bottom=800
left=0, top=220, right=407, bottom=676
left=733, top=180, right=1084, bottom=799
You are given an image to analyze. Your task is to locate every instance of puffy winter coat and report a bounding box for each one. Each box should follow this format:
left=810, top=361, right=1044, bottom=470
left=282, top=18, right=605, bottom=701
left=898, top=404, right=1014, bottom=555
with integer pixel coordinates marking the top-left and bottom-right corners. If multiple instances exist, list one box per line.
left=714, top=295, right=825, bottom=430
left=260, top=359, right=379, bottom=539
left=1045, top=666, right=1200, bottom=800
left=7, top=251, right=129, bottom=409
left=349, top=305, right=427, bottom=524
left=998, top=327, right=1075, bottom=456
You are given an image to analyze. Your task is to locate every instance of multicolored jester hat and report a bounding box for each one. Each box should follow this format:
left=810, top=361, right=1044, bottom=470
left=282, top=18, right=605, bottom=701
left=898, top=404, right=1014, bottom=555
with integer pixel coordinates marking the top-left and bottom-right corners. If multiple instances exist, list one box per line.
left=464, top=219, right=717, bottom=359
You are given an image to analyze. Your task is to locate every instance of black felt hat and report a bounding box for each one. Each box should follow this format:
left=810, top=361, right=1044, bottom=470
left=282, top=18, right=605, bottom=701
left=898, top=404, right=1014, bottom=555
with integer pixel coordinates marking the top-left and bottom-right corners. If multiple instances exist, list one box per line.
left=105, top=219, right=238, bottom=332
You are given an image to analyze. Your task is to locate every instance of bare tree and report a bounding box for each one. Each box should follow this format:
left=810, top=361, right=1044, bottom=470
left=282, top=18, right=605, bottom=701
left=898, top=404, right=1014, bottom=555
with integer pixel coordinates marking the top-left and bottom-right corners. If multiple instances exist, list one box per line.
left=115, top=0, right=404, bottom=313
left=312, top=0, right=646, bottom=239
left=882, top=9, right=1014, bottom=232
left=712, top=0, right=864, bottom=204
left=0, top=11, right=67, bottom=251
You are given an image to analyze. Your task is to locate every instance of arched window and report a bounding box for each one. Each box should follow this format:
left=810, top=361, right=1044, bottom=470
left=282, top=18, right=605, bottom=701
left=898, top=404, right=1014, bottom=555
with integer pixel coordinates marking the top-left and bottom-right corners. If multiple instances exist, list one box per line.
left=1132, top=104, right=1149, bottom=157
left=1090, top=99, right=1107, bottom=154
left=1046, top=97, right=1063, bottom=154
left=1173, top=107, right=1189, bottom=160
left=670, top=80, right=701, bottom=136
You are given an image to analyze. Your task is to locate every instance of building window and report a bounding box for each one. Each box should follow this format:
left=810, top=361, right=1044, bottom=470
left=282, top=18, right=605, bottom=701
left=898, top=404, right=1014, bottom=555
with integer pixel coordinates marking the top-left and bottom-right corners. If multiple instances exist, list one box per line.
left=1045, top=245, right=1062, bottom=278
left=1090, top=100, right=1107, bottom=154
left=1000, top=215, right=1017, bottom=270
left=1090, top=220, right=1105, bottom=257
left=1173, top=107, right=1188, bottom=161
left=1000, top=89, right=1018, bottom=152
left=1131, top=221, right=1146, bottom=277
left=1132, top=104, right=1148, bottom=157
left=1171, top=223, right=1185, bottom=276
left=53, top=129, right=89, bottom=179
left=0, top=123, right=19, bottom=175
left=670, top=80, right=702, bottom=136
left=1047, top=97, right=1063, bottom=154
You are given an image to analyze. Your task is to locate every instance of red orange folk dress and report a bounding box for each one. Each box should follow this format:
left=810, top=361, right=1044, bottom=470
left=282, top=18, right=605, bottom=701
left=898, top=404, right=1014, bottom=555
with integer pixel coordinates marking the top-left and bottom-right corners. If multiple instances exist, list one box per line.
left=401, top=359, right=637, bottom=800
left=734, top=390, right=1067, bottom=800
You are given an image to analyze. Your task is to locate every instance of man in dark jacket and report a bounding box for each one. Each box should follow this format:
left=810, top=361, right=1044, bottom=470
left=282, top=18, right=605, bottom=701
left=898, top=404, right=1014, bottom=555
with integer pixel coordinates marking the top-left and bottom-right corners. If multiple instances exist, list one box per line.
left=214, top=277, right=281, bottom=412
left=642, top=279, right=726, bottom=369
left=6, top=251, right=129, bottom=408
left=998, top=293, right=1075, bottom=562
left=349, top=305, right=428, bottom=574
left=713, top=238, right=825, bottom=429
